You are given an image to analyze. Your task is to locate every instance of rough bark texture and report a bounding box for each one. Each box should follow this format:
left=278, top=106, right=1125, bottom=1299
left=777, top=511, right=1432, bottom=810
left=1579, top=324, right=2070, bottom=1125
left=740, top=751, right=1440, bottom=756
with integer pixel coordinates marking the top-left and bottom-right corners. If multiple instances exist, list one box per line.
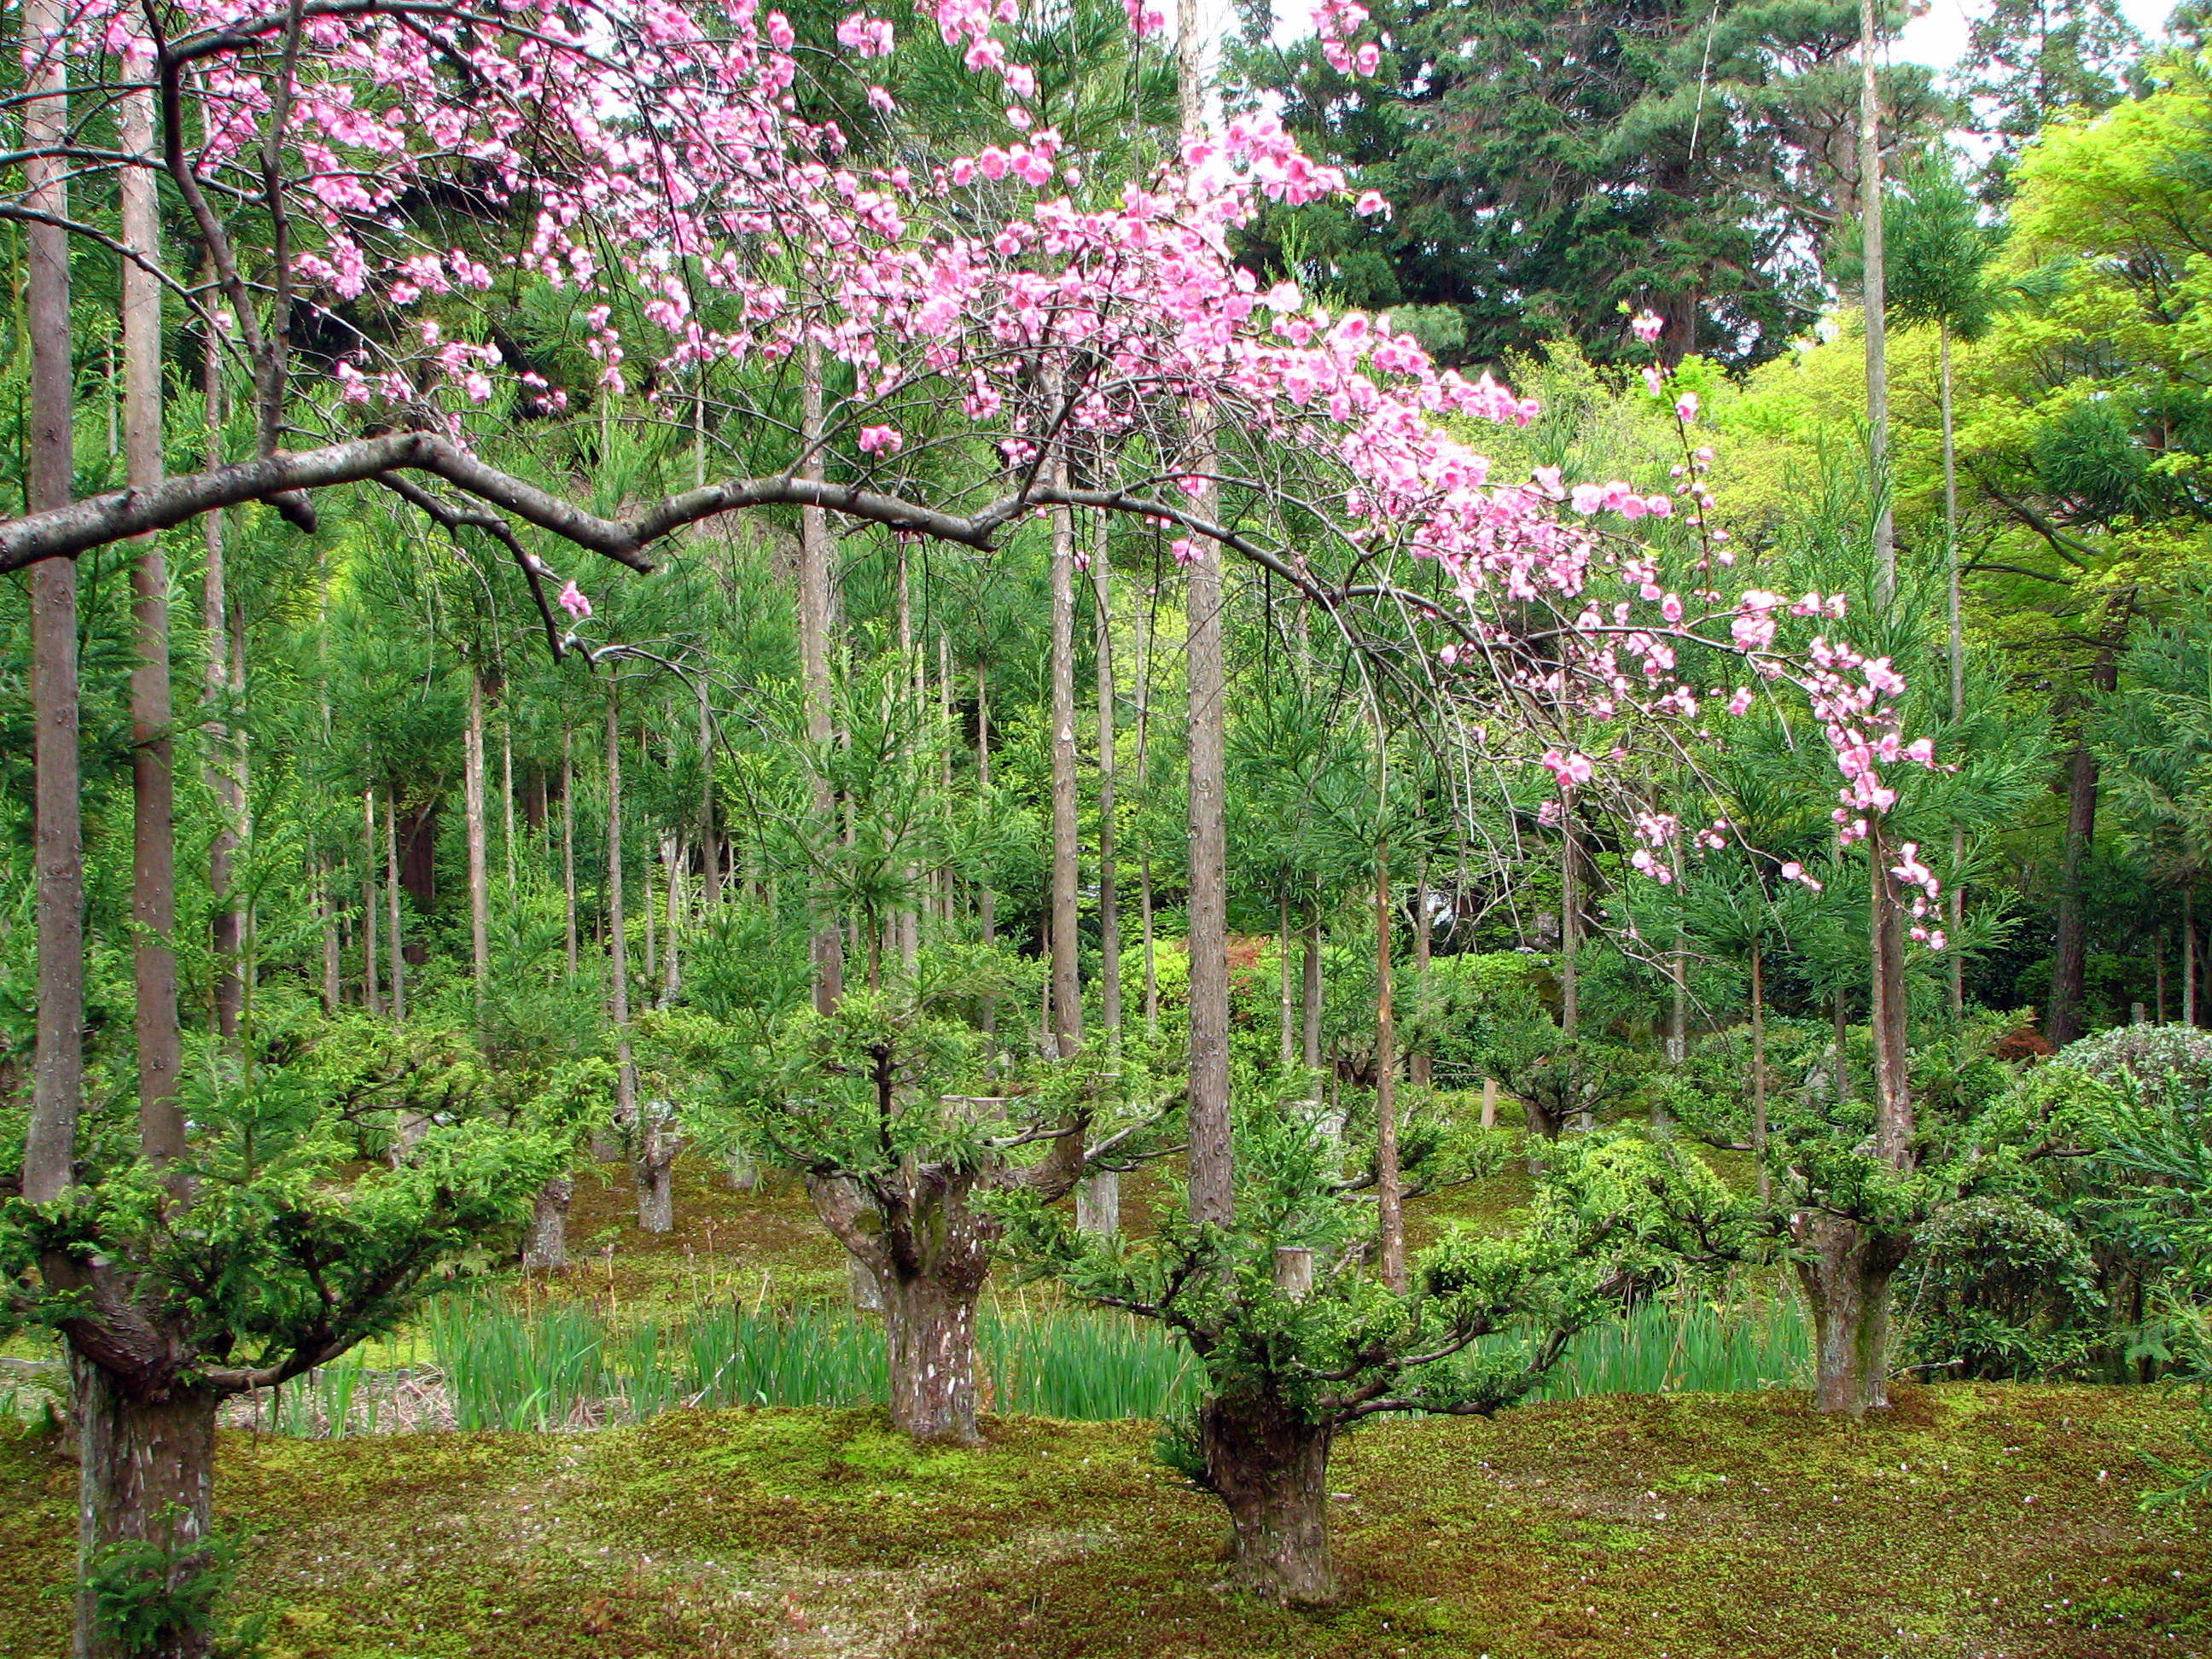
left=1201, top=1389, right=1338, bottom=1606
left=23, top=0, right=80, bottom=1207
left=73, top=1362, right=219, bottom=1659
left=1373, top=847, right=1406, bottom=1293
left=1049, top=486, right=1081, bottom=1060
left=1858, top=0, right=1895, bottom=595
left=122, top=85, right=183, bottom=1176
left=809, top=1173, right=993, bottom=1445
left=464, top=672, right=492, bottom=1020
left=1793, top=1211, right=1912, bottom=1414
left=1177, top=0, right=1231, bottom=1229
left=800, top=340, right=844, bottom=1014
left=632, top=1103, right=678, bottom=1234
left=524, top=1176, right=573, bottom=1272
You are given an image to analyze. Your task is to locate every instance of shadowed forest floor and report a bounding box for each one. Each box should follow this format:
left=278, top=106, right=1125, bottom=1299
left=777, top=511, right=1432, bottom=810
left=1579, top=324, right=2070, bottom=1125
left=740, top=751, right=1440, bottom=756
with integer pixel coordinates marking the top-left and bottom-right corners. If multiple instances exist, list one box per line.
left=4, top=1385, right=2208, bottom=1658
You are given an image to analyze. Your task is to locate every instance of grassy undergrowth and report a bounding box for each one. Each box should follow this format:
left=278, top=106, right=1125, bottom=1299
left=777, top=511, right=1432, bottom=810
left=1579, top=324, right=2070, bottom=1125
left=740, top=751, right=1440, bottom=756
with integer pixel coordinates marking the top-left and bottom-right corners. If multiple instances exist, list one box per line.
left=4, top=1385, right=2207, bottom=1658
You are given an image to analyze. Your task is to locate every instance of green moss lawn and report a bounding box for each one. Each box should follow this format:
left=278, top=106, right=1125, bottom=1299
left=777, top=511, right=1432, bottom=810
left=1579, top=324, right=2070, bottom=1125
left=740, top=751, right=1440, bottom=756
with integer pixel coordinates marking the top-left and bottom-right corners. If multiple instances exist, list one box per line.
left=6, top=1385, right=2209, bottom=1658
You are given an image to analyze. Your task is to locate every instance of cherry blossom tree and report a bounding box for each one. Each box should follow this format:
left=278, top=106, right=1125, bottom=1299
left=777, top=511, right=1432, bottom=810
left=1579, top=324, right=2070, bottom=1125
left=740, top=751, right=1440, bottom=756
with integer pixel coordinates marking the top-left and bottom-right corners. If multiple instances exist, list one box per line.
left=3, top=0, right=1947, bottom=1643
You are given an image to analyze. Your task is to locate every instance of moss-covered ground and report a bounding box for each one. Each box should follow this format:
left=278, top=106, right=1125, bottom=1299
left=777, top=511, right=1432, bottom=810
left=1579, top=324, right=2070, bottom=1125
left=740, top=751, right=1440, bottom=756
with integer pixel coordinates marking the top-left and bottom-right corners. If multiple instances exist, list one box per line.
left=5, top=1384, right=2208, bottom=1658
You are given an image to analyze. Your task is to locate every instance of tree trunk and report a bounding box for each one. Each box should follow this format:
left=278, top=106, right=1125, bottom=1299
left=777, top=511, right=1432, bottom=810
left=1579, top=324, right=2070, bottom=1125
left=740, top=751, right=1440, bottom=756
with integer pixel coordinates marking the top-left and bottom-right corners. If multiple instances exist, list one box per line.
left=800, top=339, right=844, bottom=1015
left=1943, top=323, right=1966, bottom=1021
left=73, top=1363, right=220, bottom=1659
left=1752, top=938, right=1770, bottom=1204
left=525, top=1176, right=573, bottom=1272
left=562, top=728, right=579, bottom=978
left=632, top=1104, right=677, bottom=1235
left=1176, top=0, right=1232, bottom=1228
left=394, top=797, right=436, bottom=964
left=696, top=679, right=721, bottom=910
left=1080, top=512, right=1121, bottom=1236
left=121, top=84, right=183, bottom=1176
left=1278, top=893, right=1296, bottom=1068
left=661, top=832, right=684, bottom=1004
left=359, top=790, right=381, bottom=1016
left=1092, top=511, right=1121, bottom=1046
left=1793, top=1212, right=1911, bottom=1414
left=1801, top=827, right=1919, bottom=1414
left=464, top=671, right=492, bottom=1026
left=1859, top=0, right=1895, bottom=599
left=607, top=691, right=637, bottom=1144
left=1049, top=480, right=1081, bottom=1061
left=23, top=0, right=80, bottom=1206
left=1373, top=844, right=1406, bottom=1292
left=1560, top=817, right=1580, bottom=1047
left=1302, top=916, right=1323, bottom=1073
left=1410, top=859, right=1433, bottom=1087
left=2189, top=892, right=2199, bottom=1028
left=1868, top=824, right=1913, bottom=1167
left=382, top=789, right=407, bottom=1022
left=2047, top=742, right=2098, bottom=1047
left=201, top=351, right=245, bottom=1051
left=1200, top=1389, right=1338, bottom=1606
left=883, top=1263, right=984, bottom=1445
left=1183, top=480, right=1232, bottom=1226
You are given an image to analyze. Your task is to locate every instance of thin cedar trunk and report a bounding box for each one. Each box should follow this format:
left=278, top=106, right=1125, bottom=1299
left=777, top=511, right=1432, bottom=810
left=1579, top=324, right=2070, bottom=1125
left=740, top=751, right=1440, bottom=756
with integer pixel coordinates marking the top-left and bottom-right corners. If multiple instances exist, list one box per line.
left=2047, top=741, right=2098, bottom=1047
left=1178, top=0, right=1232, bottom=1227
left=360, top=789, right=381, bottom=1015
left=1049, top=474, right=1082, bottom=1062
left=383, top=788, right=407, bottom=1022
left=464, top=670, right=492, bottom=1027
left=1410, top=856, right=1432, bottom=1086
left=1560, top=818, right=1580, bottom=1045
left=502, top=712, right=516, bottom=897
left=800, top=339, right=844, bottom=1013
left=1799, top=826, right=1918, bottom=1414
left=608, top=689, right=639, bottom=1150
left=122, top=84, right=183, bottom=1173
left=661, top=831, right=684, bottom=1004
left=1278, top=893, right=1296, bottom=1068
left=1859, top=0, right=1894, bottom=597
left=1093, top=510, right=1121, bottom=1045
left=1752, top=938, right=1770, bottom=1203
left=1134, top=573, right=1160, bottom=1040
left=22, top=0, right=80, bottom=1208
left=1943, top=322, right=1965, bottom=1020
left=2187, top=892, right=2197, bottom=1027
left=562, top=728, right=579, bottom=977
left=203, top=349, right=244, bottom=1048
left=642, top=817, right=659, bottom=992
left=977, top=659, right=998, bottom=1062
left=897, top=541, right=919, bottom=972
left=1302, top=916, right=1323, bottom=1074
left=1082, top=509, right=1121, bottom=1236
left=1374, top=844, right=1406, bottom=1292
left=697, top=679, right=721, bottom=909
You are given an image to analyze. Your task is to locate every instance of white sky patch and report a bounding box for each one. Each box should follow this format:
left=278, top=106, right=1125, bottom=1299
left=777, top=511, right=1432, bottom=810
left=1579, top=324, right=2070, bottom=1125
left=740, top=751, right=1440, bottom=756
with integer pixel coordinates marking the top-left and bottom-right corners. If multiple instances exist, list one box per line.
left=1202, top=0, right=2182, bottom=75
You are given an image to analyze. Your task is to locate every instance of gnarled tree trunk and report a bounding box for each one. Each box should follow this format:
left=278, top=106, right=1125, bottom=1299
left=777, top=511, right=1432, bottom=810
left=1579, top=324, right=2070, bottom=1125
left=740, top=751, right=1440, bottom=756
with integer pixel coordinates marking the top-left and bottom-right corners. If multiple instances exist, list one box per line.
left=809, top=1172, right=995, bottom=1445
left=525, top=1176, right=573, bottom=1272
left=1201, top=1388, right=1337, bottom=1606
left=1792, top=1212, right=1911, bottom=1413
left=632, top=1103, right=678, bottom=1234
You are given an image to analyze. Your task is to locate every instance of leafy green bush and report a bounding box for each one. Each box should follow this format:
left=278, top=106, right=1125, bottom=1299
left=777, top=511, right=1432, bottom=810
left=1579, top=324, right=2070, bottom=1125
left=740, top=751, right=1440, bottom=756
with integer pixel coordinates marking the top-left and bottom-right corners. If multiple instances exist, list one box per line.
left=1900, top=1195, right=2104, bottom=1381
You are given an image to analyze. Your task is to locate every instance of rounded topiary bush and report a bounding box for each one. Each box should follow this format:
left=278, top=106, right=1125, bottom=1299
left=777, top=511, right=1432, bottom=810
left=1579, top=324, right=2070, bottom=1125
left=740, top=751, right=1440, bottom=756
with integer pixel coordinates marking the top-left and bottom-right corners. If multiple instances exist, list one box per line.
left=2054, top=1023, right=2212, bottom=1096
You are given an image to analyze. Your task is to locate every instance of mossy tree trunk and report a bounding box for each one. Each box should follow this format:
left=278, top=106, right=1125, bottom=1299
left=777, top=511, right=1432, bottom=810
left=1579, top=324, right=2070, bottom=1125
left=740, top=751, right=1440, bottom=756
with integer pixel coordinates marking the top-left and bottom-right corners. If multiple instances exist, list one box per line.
left=1200, top=1387, right=1338, bottom=1606
left=1793, top=1211, right=1911, bottom=1413
left=809, top=1170, right=994, bottom=1445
